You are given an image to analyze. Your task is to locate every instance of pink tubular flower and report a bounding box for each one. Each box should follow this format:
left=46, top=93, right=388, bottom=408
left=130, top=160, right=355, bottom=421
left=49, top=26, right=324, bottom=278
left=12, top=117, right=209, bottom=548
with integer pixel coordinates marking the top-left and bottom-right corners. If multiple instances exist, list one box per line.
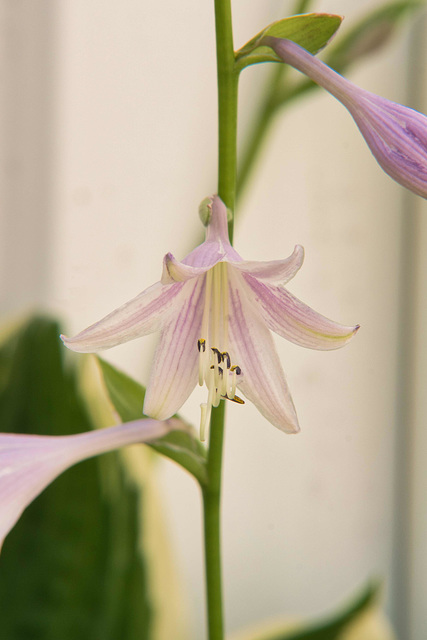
left=62, top=196, right=358, bottom=436
left=0, top=418, right=180, bottom=550
left=263, top=36, right=427, bottom=199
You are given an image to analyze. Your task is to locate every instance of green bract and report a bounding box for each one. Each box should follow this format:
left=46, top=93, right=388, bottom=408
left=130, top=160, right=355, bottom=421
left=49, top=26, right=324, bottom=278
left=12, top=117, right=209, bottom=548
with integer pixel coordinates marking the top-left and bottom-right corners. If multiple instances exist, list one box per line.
left=235, top=13, right=342, bottom=71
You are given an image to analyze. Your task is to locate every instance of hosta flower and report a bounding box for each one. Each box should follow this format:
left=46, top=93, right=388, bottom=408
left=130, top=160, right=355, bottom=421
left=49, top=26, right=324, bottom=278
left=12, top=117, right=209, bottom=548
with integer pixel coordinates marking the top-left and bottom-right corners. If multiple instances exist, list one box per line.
left=263, top=36, right=427, bottom=199
left=0, top=417, right=180, bottom=550
left=62, top=196, right=358, bottom=436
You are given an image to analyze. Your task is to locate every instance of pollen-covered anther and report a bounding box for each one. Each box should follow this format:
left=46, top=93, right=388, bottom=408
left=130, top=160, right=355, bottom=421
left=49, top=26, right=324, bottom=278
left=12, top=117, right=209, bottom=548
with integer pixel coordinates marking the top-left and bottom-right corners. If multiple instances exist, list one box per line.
left=222, top=393, right=245, bottom=405
left=221, top=351, right=231, bottom=368
left=211, top=347, right=222, bottom=362
left=198, top=338, right=208, bottom=386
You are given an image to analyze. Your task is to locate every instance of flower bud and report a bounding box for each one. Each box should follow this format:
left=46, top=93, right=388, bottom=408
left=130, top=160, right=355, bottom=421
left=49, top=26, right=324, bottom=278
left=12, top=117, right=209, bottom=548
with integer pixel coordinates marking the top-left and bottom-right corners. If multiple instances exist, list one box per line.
left=263, top=36, right=427, bottom=199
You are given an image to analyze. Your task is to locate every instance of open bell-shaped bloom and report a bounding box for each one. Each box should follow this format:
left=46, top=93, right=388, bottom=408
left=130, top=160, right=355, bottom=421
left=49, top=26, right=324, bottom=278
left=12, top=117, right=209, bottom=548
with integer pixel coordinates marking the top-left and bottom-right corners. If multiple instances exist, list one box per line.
left=263, top=36, right=427, bottom=199
left=62, top=196, right=358, bottom=436
left=0, top=417, right=180, bottom=550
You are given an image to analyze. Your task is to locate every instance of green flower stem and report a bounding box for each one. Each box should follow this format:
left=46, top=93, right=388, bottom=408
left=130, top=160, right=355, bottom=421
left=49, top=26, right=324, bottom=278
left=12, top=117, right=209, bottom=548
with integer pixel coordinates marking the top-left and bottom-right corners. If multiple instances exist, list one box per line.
left=201, top=1, right=238, bottom=639
left=214, top=0, right=238, bottom=241
left=202, top=402, right=226, bottom=640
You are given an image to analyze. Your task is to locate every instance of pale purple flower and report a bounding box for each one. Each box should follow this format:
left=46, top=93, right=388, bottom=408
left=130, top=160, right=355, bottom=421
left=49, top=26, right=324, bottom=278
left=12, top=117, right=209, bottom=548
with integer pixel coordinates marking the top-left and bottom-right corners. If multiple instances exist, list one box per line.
left=0, top=417, right=179, bottom=550
left=62, top=196, right=358, bottom=436
left=263, top=36, right=427, bottom=199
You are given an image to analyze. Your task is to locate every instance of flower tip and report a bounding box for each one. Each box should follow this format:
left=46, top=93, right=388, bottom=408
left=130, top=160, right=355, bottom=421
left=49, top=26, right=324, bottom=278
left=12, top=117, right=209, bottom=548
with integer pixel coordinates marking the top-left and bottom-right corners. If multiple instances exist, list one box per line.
left=199, top=196, right=214, bottom=227
left=161, top=252, right=177, bottom=284
left=199, top=194, right=233, bottom=227
left=294, top=244, right=305, bottom=261
left=60, top=333, right=73, bottom=350
left=287, top=422, right=301, bottom=435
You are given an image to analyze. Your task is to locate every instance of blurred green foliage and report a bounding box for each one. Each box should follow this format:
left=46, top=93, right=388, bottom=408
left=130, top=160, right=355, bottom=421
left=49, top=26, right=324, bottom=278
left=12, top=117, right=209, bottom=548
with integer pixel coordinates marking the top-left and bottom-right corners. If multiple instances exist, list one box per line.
left=0, top=318, right=153, bottom=640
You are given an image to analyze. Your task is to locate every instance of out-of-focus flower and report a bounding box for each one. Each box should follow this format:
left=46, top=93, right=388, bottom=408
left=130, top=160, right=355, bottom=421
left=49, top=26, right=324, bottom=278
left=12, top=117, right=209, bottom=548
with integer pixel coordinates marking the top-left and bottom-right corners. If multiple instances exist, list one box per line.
left=62, top=196, right=358, bottom=436
left=263, top=36, right=427, bottom=199
left=0, top=417, right=180, bottom=549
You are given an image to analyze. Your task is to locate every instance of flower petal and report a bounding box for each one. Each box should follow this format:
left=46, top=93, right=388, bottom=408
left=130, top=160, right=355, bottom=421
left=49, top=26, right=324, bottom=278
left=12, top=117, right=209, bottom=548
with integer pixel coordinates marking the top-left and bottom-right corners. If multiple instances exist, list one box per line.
left=62, top=281, right=186, bottom=353
left=143, top=277, right=205, bottom=419
left=183, top=195, right=242, bottom=268
left=204, top=195, right=231, bottom=245
left=227, top=271, right=299, bottom=434
left=233, top=244, right=304, bottom=284
left=0, top=418, right=180, bottom=550
left=184, top=239, right=242, bottom=268
left=161, top=252, right=220, bottom=284
left=243, top=274, right=359, bottom=350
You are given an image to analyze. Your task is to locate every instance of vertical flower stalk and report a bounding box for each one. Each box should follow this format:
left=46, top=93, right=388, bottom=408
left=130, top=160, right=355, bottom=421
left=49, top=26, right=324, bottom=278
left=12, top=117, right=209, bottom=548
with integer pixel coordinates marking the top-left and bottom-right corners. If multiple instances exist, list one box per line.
left=206, top=1, right=238, bottom=638
left=215, top=0, right=239, bottom=232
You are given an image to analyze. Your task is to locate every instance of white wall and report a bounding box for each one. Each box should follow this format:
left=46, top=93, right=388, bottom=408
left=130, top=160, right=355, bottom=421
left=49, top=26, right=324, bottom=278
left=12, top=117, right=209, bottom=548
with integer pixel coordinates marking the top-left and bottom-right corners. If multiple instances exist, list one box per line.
left=1, top=1, right=426, bottom=638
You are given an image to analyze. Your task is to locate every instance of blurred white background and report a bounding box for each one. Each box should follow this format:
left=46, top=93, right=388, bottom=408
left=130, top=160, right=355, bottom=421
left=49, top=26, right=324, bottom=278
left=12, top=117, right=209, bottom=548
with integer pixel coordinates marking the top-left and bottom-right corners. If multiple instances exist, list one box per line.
left=2, top=1, right=427, bottom=638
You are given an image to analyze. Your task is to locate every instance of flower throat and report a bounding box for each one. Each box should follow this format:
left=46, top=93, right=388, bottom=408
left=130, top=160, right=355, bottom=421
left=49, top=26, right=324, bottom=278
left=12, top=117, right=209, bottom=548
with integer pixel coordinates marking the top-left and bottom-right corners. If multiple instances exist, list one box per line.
left=197, top=263, right=243, bottom=440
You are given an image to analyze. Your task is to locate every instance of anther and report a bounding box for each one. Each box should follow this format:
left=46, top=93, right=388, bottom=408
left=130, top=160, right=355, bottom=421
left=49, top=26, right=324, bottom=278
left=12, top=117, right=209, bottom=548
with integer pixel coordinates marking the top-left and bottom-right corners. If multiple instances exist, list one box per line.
left=221, top=351, right=231, bottom=369
left=198, top=339, right=206, bottom=353
left=210, top=365, right=224, bottom=376
left=211, top=347, right=221, bottom=362
left=230, top=365, right=241, bottom=375
left=221, top=393, right=245, bottom=405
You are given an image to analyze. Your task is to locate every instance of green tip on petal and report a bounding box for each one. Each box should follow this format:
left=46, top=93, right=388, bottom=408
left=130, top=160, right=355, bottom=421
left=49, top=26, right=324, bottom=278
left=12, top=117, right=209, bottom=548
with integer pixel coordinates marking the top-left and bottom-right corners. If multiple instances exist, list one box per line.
left=199, top=195, right=233, bottom=227
left=199, top=197, right=214, bottom=227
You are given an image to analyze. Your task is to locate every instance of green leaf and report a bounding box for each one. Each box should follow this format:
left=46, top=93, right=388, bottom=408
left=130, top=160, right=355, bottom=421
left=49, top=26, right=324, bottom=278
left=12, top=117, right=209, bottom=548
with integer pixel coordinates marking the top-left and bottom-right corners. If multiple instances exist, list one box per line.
left=241, top=582, right=380, bottom=640
left=96, top=356, right=207, bottom=485
left=0, top=317, right=155, bottom=639
left=326, top=1, right=423, bottom=72
left=235, top=13, right=343, bottom=71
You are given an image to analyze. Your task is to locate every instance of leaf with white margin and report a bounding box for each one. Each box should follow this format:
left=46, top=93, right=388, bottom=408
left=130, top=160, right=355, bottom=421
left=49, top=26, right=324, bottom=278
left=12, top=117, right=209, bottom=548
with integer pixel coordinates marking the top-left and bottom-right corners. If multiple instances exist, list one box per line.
left=96, top=356, right=207, bottom=485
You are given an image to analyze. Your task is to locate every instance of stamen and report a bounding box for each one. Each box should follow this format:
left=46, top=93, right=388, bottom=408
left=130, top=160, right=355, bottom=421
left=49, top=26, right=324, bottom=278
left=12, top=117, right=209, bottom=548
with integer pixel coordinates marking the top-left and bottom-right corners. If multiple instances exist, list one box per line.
left=220, top=365, right=228, bottom=397
left=212, top=353, right=220, bottom=390
left=196, top=263, right=243, bottom=441
left=230, top=394, right=245, bottom=405
left=213, top=386, right=222, bottom=407
left=221, top=351, right=231, bottom=369
left=211, top=347, right=222, bottom=362
left=229, top=365, right=241, bottom=399
left=210, top=365, right=224, bottom=375
left=198, top=339, right=208, bottom=386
